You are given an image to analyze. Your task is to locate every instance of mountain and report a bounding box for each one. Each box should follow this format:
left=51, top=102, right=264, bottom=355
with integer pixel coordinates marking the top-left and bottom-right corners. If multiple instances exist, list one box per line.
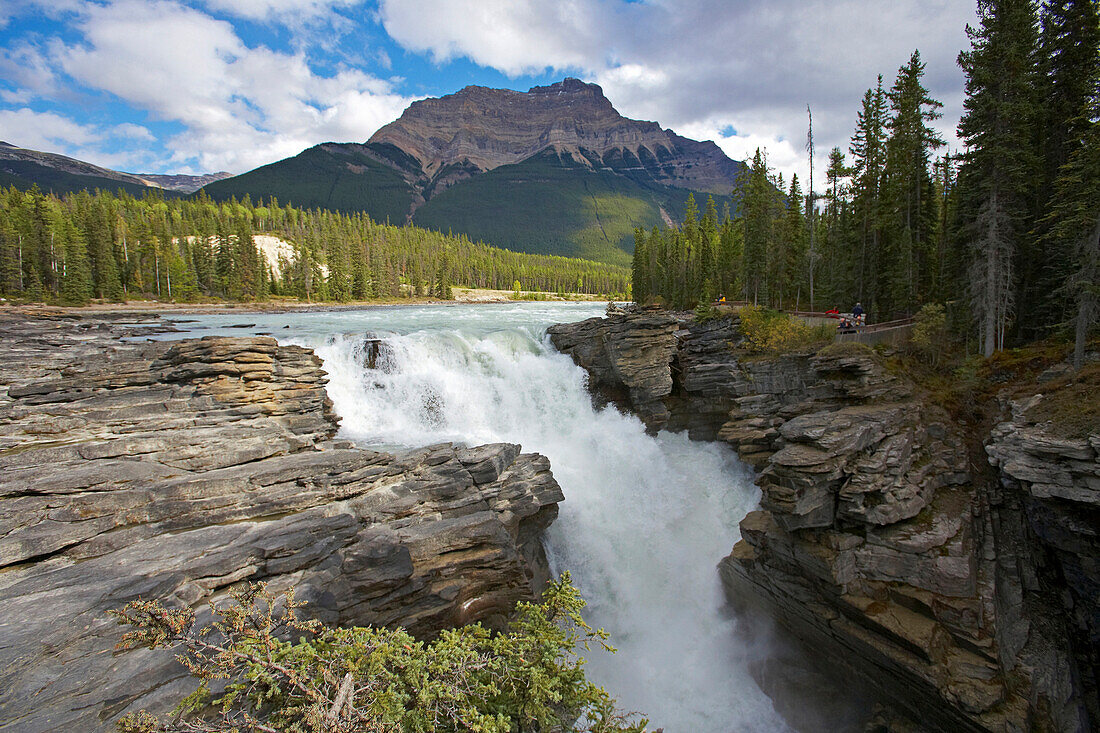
left=0, top=142, right=229, bottom=195
left=132, top=171, right=233, bottom=193
left=204, top=79, right=745, bottom=265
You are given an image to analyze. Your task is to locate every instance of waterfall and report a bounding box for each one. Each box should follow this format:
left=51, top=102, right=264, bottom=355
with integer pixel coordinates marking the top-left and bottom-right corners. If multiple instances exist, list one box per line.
left=311, top=320, right=792, bottom=732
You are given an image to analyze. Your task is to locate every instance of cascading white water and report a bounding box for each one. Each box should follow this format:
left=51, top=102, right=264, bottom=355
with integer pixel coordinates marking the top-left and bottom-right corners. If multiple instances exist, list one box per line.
left=303, top=312, right=792, bottom=732
left=164, top=304, right=794, bottom=731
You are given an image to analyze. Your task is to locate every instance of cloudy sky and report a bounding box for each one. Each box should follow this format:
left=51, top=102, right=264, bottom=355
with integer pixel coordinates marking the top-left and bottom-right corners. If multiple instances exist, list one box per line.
left=0, top=0, right=977, bottom=185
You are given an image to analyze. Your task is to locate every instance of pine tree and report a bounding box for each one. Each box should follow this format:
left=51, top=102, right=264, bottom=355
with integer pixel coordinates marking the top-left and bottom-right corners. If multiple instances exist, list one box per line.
left=434, top=247, right=454, bottom=299
left=698, top=196, right=718, bottom=302
left=1045, top=37, right=1099, bottom=368
left=631, top=228, right=649, bottom=304
left=850, top=76, right=890, bottom=308
left=60, top=220, right=92, bottom=305
left=716, top=203, right=740, bottom=300
left=742, top=149, right=773, bottom=305
left=957, top=0, right=1041, bottom=355
left=84, top=201, right=123, bottom=301
left=1032, top=0, right=1100, bottom=329
left=783, top=175, right=809, bottom=309
left=883, top=50, right=945, bottom=316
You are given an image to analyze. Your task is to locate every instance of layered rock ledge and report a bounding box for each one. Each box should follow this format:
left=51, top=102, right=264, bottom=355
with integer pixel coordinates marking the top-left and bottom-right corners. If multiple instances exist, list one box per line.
left=549, top=309, right=1097, bottom=732
left=0, top=311, right=563, bottom=732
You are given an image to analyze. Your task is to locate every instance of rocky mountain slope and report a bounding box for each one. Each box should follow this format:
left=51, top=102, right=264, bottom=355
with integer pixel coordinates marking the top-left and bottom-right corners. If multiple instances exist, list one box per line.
left=0, top=142, right=229, bottom=195
left=548, top=308, right=1098, bottom=732
left=369, top=78, right=742, bottom=194
left=132, top=170, right=233, bottom=193
left=203, top=79, right=743, bottom=265
left=0, top=310, right=562, bottom=732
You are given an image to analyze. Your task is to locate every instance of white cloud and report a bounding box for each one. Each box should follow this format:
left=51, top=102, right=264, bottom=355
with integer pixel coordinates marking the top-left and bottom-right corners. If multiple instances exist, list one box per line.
left=47, top=0, right=414, bottom=172
left=112, top=122, right=155, bottom=142
left=378, top=0, right=616, bottom=76
left=0, top=108, right=102, bottom=148
left=378, top=0, right=976, bottom=186
left=0, top=40, right=62, bottom=103
left=200, top=0, right=361, bottom=23
left=0, top=108, right=159, bottom=170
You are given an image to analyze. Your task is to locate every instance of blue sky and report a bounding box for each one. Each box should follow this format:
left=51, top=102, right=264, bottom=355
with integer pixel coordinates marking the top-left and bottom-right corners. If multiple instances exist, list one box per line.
left=0, top=0, right=977, bottom=184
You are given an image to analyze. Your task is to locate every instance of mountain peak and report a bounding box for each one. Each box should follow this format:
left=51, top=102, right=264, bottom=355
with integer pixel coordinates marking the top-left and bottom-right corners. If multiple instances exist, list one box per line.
left=527, top=77, right=605, bottom=96
left=366, top=77, right=740, bottom=199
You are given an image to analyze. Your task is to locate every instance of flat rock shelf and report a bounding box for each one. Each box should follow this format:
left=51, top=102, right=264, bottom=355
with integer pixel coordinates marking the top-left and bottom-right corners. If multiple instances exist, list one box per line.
left=0, top=310, right=562, bottom=732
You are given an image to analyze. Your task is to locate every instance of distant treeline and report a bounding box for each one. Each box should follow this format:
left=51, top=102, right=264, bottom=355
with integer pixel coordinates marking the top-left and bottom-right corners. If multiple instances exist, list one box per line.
left=635, top=0, right=1100, bottom=360
left=0, top=187, right=631, bottom=305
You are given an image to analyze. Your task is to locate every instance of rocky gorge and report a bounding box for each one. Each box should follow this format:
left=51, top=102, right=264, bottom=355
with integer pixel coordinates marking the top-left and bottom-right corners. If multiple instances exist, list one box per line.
left=0, top=310, right=563, bottom=732
left=549, top=308, right=1099, bottom=732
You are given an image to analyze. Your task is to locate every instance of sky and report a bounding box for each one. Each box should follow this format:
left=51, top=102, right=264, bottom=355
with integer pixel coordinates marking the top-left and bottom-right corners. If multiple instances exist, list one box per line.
left=0, top=0, right=978, bottom=187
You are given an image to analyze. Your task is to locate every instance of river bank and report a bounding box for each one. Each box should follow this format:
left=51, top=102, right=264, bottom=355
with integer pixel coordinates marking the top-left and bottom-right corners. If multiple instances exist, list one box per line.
left=0, top=287, right=613, bottom=317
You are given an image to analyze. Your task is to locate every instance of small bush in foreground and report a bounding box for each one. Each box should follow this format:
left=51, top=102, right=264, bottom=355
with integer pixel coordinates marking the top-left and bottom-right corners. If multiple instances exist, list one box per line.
left=111, top=574, right=645, bottom=733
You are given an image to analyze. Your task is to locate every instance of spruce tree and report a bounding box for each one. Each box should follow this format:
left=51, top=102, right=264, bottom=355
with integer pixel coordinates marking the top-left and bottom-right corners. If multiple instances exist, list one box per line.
left=884, top=50, right=945, bottom=316
left=698, top=196, right=718, bottom=302
left=1045, top=40, right=1099, bottom=368
left=850, top=77, right=890, bottom=308
left=60, top=221, right=92, bottom=306
left=1032, top=0, right=1100, bottom=329
left=631, top=228, right=649, bottom=304
left=957, top=0, right=1041, bottom=355
left=742, top=149, right=773, bottom=305
left=783, top=175, right=808, bottom=309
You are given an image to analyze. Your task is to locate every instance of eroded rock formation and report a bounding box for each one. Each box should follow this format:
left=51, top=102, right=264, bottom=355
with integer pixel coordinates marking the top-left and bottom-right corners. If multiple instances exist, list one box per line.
left=369, top=78, right=743, bottom=196
left=0, top=311, right=562, bottom=732
left=549, top=309, right=1097, bottom=732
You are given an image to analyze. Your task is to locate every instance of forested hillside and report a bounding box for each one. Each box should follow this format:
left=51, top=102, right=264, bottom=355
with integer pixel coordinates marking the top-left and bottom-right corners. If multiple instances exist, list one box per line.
left=0, top=187, right=630, bottom=305
left=414, top=149, right=713, bottom=266
left=635, top=0, right=1099, bottom=362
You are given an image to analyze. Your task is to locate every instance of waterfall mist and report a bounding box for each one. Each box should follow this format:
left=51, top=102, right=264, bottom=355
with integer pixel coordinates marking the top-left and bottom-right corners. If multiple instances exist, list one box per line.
left=161, top=304, right=832, bottom=731
left=310, top=320, right=791, bottom=731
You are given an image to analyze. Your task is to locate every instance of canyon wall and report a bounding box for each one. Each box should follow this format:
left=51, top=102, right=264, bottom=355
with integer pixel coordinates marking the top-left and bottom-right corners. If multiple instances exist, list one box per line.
left=549, top=308, right=1097, bottom=732
left=0, top=312, right=562, bottom=732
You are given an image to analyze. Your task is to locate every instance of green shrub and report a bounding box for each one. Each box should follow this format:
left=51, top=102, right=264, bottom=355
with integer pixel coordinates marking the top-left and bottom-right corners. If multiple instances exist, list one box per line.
left=111, top=575, right=645, bottom=733
left=910, top=303, right=948, bottom=364
left=693, top=304, right=722, bottom=322
left=738, top=305, right=832, bottom=353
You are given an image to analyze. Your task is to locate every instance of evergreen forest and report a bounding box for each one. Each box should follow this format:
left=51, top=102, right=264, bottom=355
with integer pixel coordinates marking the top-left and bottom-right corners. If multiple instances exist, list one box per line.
left=632, top=0, right=1099, bottom=361
left=0, top=187, right=631, bottom=305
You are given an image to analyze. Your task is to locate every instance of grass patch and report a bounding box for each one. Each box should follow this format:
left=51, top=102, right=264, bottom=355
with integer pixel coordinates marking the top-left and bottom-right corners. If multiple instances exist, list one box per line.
left=816, top=340, right=874, bottom=358
left=1024, top=361, right=1100, bottom=438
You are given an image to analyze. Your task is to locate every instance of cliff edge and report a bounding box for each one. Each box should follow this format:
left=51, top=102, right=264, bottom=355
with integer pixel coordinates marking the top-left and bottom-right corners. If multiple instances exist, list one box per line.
left=548, top=309, right=1097, bottom=732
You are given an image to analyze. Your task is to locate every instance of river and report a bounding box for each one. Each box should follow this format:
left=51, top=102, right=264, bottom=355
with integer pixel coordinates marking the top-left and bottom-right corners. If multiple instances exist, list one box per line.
left=166, top=302, right=794, bottom=731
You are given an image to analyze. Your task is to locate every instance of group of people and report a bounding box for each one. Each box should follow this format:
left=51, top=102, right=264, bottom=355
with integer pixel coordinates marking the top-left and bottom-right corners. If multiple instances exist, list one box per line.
left=825, top=303, right=866, bottom=333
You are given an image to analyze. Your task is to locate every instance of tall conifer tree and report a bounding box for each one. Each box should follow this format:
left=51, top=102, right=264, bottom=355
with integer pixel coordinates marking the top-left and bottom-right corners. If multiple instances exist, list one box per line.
left=957, top=0, right=1040, bottom=355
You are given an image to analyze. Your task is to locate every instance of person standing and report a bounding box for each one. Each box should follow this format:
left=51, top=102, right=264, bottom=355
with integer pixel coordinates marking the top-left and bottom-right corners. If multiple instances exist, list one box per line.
left=852, top=302, right=865, bottom=329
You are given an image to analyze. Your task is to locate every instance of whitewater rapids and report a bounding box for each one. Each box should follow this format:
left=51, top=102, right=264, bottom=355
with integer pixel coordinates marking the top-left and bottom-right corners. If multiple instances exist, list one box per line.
left=169, top=304, right=792, bottom=731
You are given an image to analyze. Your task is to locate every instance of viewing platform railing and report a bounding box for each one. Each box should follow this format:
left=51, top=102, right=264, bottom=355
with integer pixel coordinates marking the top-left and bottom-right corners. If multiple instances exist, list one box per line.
left=708, top=302, right=916, bottom=346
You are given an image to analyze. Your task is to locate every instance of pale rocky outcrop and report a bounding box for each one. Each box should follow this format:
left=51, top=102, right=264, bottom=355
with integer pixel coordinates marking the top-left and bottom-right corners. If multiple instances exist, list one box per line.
left=549, top=308, right=1097, bottom=732
left=0, top=311, right=563, bottom=732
